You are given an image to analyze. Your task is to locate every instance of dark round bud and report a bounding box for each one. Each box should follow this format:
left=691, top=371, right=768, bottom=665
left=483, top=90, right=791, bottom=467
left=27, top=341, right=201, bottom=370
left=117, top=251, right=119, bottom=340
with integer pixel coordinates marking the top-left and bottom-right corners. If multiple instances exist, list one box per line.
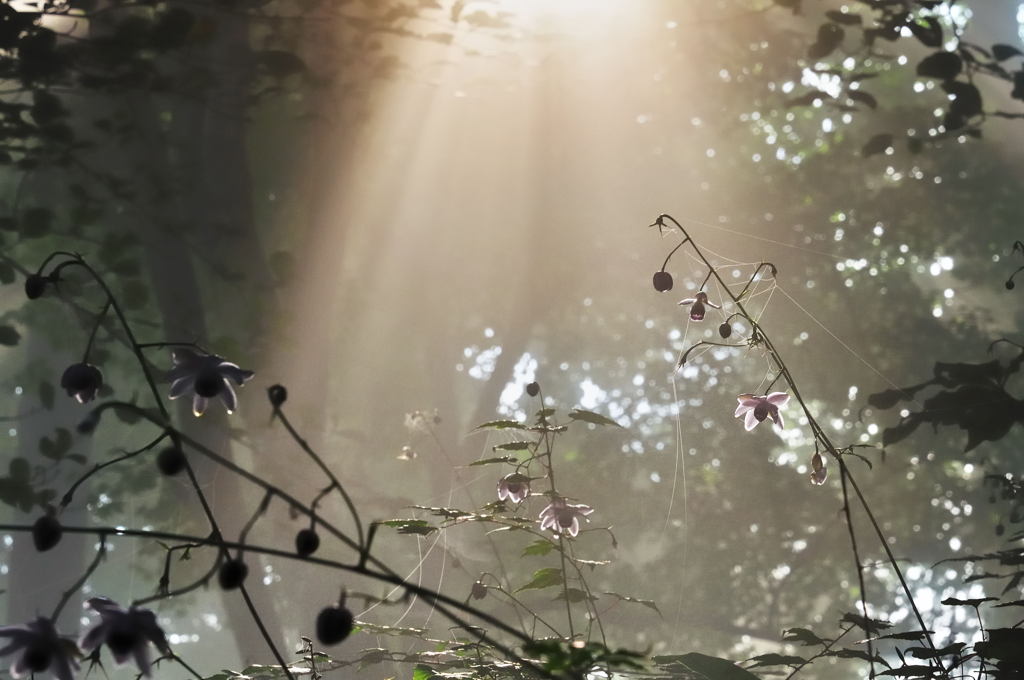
left=193, top=368, right=223, bottom=398
left=60, top=363, right=103, bottom=404
left=218, top=559, right=248, bottom=590
left=1006, top=279, right=1016, bottom=290
left=470, top=581, right=487, bottom=600
left=156, top=446, right=187, bottom=476
left=652, top=270, right=673, bottom=292
left=32, top=514, right=63, bottom=552
left=268, top=384, right=288, bottom=407
left=526, top=382, right=540, bottom=397
left=316, top=605, right=354, bottom=645
left=996, top=523, right=1005, bottom=536
left=23, top=645, right=52, bottom=673
left=295, top=529, right=320, bottom=557
left=718, top=323, right=732, bottom=339
left=24, top=274, right=47, bottom=300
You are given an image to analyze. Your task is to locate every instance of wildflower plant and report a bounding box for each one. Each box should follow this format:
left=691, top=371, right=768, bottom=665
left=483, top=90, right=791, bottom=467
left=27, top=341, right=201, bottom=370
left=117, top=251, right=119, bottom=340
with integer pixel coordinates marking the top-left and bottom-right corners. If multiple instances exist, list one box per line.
left=0, top=228, right=1020, bottom=680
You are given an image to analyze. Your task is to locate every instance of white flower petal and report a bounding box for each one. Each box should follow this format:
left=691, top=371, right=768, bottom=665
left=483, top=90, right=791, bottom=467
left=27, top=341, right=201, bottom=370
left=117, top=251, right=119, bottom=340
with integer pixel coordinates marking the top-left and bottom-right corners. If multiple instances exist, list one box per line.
left=219, top=380, right=237, bottom=414
left=218, top=363, right=255, bottom=386
left=744, top=410, right=759, bottom=431
left=168, top=377, right=195, bottom=400
left=192, top=396, right=208, bottom=417
left=766, top=392, right=790, bottom=406
left=677, top=298, right=697, bottom=306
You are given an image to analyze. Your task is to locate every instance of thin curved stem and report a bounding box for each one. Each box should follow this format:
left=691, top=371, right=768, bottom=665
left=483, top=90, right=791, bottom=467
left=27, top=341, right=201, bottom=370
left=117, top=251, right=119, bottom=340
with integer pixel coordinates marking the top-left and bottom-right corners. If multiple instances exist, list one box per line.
left=52, top=532, right=107, bottom=622
left=60, top=432, right=168, bottom=509
left=272, top=406, right=365, bottom=550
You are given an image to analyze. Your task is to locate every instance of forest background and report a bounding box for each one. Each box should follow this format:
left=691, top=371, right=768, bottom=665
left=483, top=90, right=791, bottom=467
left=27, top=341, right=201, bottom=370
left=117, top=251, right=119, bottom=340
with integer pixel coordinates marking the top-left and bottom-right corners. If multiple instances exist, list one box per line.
left=0, top=0, right=1022, bottom=679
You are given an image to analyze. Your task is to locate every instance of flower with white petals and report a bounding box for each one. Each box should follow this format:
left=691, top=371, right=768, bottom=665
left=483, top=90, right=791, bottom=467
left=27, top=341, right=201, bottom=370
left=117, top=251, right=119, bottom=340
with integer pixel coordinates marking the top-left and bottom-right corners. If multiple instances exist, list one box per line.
left=167, top=349, right=254, bottom=416
left=0, top=617, right=80, bottom=680
left=677, top=291, right=720, bottom=321
left=734, top=392, right=789, bottom=431
left=539, top=496, right=593, bottom=537
left=496, top=473, right=530, bottom=504
left=80, top=598, right=170, bottom=677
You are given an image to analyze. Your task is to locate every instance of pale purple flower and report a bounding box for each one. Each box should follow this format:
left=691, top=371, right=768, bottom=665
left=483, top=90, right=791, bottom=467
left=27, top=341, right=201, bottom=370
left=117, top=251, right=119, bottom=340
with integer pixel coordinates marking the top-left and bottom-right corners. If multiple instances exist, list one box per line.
left=734, top=392, right=789, bottom=431
left=497, top=473, right=530, bottom=504
left=167, top=349, right=254, bottom=416
left=0, top=617, right=80, bottom=680
left=80, top=597, right=170, bottom=677
left=678, top=291, right=721, bottom=321
left=809, top=451, right=827, bottom=485
left=539, top=497, right=593, bottom=538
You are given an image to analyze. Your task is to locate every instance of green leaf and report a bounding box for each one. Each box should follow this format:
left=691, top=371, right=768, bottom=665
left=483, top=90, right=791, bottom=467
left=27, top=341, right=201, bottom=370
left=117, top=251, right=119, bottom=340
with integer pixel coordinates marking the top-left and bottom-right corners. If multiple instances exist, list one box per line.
left=413, top=665, right=438, bottom=680
left=522, top=540, right=555, bottom=557
left=567, top=409, right=623, bottom=427
left=602, top=591, right=661, bottom=616
left=0, top=325, right=20, bottom=346
left=878, top=667, right=940, bottom=678
left=745, top=653, right=806, bottom=669
left=906, top=642, right=966, bottom=659
left=992, top=44, right=1024, bottom=61
left=916, top=51, right=962, bottom=80
left=470, top=455, right=517, bottom=466
left=472, top=419, right=525, bottom=432
left=515, top=567, right=563, bottom=592
left=653, top=652, right=763, bottom=680
left=782, top=627, right=830, bottom=646
left=492, top=441, right=530, bottom=451
left=941, top=596, right=997, bottom=607
left=554, top=587, right=596, bottom=603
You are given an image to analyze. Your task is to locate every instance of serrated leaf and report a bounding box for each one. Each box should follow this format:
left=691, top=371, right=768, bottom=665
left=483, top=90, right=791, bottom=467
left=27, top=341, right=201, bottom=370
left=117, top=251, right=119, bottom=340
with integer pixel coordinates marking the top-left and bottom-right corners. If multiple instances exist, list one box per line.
left=745, top=653, right=806, bottom=669
left=878, top=666, right=939, bottom=678
left=472, top=419, right=525, bottom=432
left=782, top=628, right=831, bottom=646
left=906, top=642, right=966, bottom=659
left=602, top=591, right=661, bottom=616
left=515, top=567, right=563, bottom=592
left=470, top=456, right=516, bottom=466
left=492, top=441, right=531, bottom=451
left=567, top=409, right=623, bottom=427
left=941, top=596, right=997, bottom=607
left=653, top=652, right=763, bottom=680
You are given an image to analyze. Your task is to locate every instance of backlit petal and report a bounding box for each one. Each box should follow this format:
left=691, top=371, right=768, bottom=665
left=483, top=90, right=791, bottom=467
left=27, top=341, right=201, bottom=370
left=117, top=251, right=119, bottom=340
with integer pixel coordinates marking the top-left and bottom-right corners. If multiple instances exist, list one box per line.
left=744, top=410, right=759, bottom=431
left=766, top=392, right=790, bottom=406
